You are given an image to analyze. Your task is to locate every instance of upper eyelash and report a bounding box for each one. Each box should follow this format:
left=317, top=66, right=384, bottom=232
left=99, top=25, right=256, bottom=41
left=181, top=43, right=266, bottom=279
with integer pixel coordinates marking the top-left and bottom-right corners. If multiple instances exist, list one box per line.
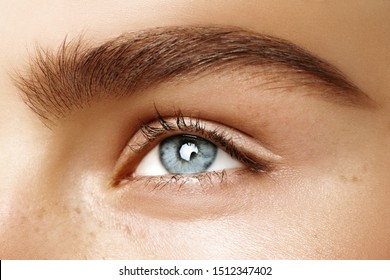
left=130, top=109, right=273, bottom=173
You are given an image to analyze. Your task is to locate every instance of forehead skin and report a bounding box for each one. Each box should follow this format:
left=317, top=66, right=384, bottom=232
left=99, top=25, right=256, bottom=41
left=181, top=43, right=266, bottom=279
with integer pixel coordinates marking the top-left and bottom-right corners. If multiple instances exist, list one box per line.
left=0, top=1, right=390, bottom=259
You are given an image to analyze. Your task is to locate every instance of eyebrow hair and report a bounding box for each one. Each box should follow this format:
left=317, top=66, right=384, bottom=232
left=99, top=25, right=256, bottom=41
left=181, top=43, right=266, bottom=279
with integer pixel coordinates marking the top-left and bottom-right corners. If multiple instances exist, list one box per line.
left=13, top=25, right=372, bottom=123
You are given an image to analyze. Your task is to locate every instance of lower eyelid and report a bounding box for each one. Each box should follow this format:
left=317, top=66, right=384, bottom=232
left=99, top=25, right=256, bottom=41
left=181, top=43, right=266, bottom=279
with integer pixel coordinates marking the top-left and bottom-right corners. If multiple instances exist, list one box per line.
left=118, top=169, right=251, bottom=195
left=107, top=168, right=270, bottom=220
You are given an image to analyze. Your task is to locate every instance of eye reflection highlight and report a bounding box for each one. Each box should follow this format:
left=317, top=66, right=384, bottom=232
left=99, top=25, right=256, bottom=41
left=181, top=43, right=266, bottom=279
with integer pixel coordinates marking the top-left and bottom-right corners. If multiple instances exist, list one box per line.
left=179, top=142, right=199, bottom=162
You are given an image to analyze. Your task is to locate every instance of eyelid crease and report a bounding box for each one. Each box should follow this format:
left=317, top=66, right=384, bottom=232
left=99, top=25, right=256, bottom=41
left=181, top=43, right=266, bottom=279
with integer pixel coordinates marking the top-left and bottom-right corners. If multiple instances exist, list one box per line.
left=111, top=111, right=283, bottom=186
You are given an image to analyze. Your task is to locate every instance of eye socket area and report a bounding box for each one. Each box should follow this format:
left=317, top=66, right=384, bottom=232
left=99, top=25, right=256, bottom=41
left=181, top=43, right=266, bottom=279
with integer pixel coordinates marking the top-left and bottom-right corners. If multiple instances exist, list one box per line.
left=111, top=114, right=282, bottom=186
left=134, top=134, right=244, bottom=176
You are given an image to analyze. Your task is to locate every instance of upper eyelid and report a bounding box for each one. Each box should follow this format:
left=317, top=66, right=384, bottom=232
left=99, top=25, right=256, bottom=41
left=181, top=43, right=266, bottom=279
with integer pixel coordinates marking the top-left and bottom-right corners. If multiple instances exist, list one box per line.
left=144, top=112, right=281, bottom=161
left=134, top=111, right=209, bottom=149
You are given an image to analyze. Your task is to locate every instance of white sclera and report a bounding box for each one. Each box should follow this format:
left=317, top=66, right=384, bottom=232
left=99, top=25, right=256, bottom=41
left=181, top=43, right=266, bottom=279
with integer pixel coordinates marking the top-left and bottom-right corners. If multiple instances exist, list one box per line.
left=134, top=144, right=243, bottom=176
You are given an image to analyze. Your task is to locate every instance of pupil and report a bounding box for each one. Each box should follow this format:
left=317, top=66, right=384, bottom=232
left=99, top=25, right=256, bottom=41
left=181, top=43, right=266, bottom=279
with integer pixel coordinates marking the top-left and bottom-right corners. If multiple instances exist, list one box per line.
left=179, top=142, right=199, bottom=161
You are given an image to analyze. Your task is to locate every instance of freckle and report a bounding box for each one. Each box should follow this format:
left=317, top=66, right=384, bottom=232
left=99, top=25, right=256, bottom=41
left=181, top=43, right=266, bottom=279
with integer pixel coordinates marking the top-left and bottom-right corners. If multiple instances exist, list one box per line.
left=352, top=176, right=359, bottom=183
left=89, top=231, right=96, bottom=238
left=125, top=224, right=133, bottom=236
left=36, top=207, right=46, bottom=219
left=340, top=174, right=361, bottom=184
left=74, top=207, right=81, bottom=214
left=34, top=226, right=40, bottom=233
left=340, top=175, right=348, bottom=182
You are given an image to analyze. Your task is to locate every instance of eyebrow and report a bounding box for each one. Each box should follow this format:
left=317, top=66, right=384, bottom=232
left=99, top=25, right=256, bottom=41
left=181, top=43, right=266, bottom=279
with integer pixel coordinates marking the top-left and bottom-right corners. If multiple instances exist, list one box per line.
left=13, top=25, right=372, bottom=123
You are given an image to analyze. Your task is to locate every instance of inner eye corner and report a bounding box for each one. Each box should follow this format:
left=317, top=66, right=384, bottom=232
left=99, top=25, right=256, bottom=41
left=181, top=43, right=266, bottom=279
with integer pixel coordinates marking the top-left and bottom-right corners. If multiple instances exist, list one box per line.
left=109, top=171, right=130, bottom=188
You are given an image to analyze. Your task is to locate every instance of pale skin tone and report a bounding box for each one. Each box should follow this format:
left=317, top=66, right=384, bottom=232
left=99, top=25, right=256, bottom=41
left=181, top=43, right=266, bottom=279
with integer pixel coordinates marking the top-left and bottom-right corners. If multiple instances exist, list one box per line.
left=0, top=1, right=390, bottom=259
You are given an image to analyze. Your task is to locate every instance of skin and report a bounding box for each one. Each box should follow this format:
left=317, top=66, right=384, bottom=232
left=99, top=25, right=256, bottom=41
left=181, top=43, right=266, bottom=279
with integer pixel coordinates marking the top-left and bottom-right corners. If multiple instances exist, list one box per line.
left=0, top=0, right=390, bottom=259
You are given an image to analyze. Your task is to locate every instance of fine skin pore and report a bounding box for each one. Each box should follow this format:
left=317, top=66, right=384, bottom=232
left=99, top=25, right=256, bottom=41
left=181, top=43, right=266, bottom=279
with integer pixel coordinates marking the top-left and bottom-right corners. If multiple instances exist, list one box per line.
left=0, top=1, right=390, bottom=259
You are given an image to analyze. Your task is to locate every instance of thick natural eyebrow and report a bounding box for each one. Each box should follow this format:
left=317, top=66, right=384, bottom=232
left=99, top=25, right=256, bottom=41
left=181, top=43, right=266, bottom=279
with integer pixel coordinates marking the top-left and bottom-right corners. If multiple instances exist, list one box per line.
left=13, top=25, right=372, bottom=123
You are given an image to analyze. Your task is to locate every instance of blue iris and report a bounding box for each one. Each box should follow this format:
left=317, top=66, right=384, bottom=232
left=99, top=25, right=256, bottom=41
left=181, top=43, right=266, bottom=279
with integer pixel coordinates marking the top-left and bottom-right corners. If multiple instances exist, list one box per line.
left=159, top=135, right=217, bottom=174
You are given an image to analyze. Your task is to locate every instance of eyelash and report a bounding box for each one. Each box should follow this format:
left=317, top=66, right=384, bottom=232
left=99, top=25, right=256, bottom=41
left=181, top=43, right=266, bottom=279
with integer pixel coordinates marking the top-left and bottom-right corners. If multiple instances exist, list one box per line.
left=132, top=109, right=271, bottom=169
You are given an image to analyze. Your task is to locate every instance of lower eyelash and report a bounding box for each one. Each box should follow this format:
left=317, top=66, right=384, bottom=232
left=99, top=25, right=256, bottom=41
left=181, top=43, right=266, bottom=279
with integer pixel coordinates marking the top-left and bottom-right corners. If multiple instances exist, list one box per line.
left=131, top=170, right=230, bottom=192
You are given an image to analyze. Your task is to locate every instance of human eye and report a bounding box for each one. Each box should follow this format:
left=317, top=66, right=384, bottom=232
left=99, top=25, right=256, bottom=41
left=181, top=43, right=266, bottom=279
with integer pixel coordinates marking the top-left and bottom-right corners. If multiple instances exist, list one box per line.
left=111, top=110, right=282, bottom=191
left=135, top=134, right=243, bottom=176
